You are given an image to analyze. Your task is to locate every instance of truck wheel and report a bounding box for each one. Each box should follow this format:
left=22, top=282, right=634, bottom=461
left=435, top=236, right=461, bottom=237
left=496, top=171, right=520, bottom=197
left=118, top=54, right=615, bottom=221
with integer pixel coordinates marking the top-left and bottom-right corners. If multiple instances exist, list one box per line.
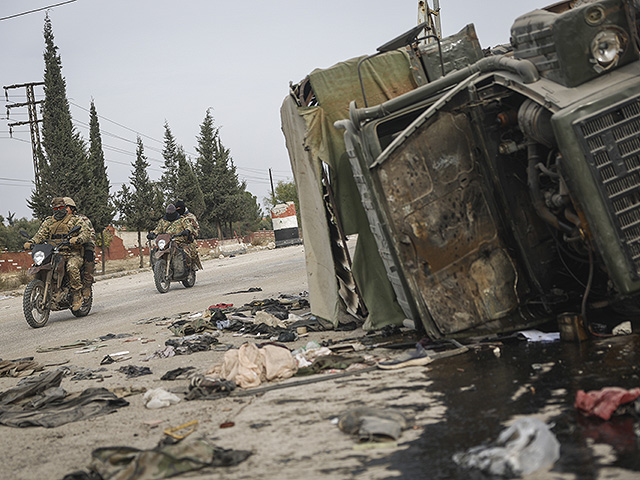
left=23, top=279, right=50, bottom=328
left=182, top=269, right=196, bottom=288
left=154, top=259, right=171, bottom=293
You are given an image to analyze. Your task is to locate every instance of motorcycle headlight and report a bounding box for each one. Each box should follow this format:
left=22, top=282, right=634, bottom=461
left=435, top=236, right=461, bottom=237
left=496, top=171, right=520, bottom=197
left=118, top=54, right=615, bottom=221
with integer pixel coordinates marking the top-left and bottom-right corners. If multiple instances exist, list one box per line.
left=591, top=29, right=623, bottom=71
left=33, top=250, right=45, bottom=266
left=157, top=239, right=167, bottom=249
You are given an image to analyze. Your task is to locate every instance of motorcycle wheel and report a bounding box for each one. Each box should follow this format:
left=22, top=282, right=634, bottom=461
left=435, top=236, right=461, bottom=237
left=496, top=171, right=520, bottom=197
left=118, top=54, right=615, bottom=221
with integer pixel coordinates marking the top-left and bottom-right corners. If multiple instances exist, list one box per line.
left=23, top=279, right=50, bottom=328
left=182, top=269, right=196, bottom=288
left=154, top=259, right=171, bottom=293
left=71, top=287, right=93, bottom=317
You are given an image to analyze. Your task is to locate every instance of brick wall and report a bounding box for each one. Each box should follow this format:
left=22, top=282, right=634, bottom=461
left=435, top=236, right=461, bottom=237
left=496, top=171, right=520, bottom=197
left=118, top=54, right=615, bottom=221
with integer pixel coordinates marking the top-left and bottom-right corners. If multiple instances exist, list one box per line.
left=1, top=229, right=273, bottom=274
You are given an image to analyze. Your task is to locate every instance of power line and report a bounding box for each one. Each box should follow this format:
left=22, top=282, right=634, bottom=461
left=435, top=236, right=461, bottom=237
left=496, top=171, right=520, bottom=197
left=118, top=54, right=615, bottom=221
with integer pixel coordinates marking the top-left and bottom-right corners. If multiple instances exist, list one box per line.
left=0, top=177, right=33, bottom=183
left=0, top=0, right=77, bottom=21
left=69, top=101, right=163, bottom=146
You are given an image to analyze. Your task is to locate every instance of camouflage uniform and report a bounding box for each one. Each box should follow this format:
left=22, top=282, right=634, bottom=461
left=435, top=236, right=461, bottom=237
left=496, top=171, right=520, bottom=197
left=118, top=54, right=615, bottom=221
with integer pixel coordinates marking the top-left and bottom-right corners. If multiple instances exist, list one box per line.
left=181, top=210, right=202, bottom=270
left=151, top=215, right=193, bottom=249
left=62, top=197, right=96, bottom=298
left=29, top=210, right=91, bottom=292
left=77, top=213, right=96, bottom=296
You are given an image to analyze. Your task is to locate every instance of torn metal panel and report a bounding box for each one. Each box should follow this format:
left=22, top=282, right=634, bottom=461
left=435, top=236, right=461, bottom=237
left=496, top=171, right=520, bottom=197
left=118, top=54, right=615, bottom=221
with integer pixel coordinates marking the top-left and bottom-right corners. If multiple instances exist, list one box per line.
left=373, top=112, right=519, bottom=334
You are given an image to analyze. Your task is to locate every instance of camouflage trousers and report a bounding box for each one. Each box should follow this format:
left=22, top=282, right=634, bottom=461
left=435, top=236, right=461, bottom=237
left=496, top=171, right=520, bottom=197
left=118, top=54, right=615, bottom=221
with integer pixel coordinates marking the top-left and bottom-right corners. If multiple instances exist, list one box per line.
left=63, top=253, right=84, bottom=291
left=184, top=242, right=202, bottom=270
left=83, top=248, right=95, bottom=287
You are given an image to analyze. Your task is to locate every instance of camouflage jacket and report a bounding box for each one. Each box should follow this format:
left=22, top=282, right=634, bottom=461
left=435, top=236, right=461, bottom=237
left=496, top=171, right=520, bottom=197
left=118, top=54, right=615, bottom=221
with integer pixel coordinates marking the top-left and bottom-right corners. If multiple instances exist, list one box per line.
left=151, top=216, right=192, bottom=244
left=76, top=213, right=96, bottom=249
left=182, top=211, right=200, bottom=240
left=30, top=212, right=91, bottom=254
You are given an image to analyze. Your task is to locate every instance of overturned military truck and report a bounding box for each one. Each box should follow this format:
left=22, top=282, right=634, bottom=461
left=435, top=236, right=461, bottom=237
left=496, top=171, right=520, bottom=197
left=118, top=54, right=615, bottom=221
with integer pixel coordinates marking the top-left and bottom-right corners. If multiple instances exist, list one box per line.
left=281, top=0, right=640, bottom=339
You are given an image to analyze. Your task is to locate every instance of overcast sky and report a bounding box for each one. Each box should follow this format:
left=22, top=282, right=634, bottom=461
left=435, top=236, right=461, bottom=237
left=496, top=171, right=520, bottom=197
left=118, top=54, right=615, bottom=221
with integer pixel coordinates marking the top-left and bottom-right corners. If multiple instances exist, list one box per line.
left=0, top=0, right=552, bottom=221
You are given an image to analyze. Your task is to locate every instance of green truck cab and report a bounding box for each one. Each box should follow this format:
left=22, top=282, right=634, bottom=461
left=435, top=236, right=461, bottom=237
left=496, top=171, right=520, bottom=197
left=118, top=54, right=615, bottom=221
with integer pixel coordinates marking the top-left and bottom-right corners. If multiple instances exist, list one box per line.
left=282, top=0, right=640, bottom=339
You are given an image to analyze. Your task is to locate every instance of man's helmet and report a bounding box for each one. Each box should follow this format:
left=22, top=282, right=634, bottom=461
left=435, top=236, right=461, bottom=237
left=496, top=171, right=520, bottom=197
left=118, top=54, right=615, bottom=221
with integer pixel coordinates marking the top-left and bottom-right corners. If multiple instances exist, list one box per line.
left=63, top=197, right=77, bottom=208
left=51, top=197, right=66, bottom=209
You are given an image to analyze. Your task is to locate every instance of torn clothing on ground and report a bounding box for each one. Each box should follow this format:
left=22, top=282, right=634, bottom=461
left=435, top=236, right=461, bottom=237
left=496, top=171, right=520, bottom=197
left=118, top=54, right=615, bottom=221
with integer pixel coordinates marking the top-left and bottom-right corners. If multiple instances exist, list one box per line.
left=0, top=369, right=129, bottom=428
left=63, top=438, right=251, bottom=480
left=208, top=342, right=297, bottom=389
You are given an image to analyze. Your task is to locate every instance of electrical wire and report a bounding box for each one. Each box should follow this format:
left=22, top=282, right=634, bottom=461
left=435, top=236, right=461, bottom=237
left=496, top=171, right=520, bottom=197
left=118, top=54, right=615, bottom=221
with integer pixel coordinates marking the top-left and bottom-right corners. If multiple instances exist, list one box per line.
left=0, top=0, right=77, bottom=21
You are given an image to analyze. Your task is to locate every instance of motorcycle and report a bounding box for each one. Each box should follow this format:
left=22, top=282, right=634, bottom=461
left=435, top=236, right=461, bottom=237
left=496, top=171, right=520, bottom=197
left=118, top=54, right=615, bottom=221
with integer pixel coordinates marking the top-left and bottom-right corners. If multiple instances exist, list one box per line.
left=20, top=226, right=93, bottom=328
left=150, top=230, right=196, bottom=293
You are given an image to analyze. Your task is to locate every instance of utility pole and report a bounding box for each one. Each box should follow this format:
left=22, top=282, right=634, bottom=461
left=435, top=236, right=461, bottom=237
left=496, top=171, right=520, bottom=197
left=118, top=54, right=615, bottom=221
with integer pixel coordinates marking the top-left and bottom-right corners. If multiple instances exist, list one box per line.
left=4, top=82, right=45, bottom=186
left=269, top=168, right=276, bottom=206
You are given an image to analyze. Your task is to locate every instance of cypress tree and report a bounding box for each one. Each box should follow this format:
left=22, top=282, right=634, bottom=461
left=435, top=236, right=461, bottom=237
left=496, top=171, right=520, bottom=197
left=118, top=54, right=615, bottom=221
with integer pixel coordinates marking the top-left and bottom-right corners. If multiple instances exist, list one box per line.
left=87, top=99, right=114, bottom=273
left=159, top=121, right=179, bottom=203
left=195, top=109, right=244, bottom=238
left=195, top=109, right=220, bottom=238
left=28, top=14, right=91, bottom=219
left=175, top=147, right=205, bottom=220
left=116, top=137, right=162, bottom=267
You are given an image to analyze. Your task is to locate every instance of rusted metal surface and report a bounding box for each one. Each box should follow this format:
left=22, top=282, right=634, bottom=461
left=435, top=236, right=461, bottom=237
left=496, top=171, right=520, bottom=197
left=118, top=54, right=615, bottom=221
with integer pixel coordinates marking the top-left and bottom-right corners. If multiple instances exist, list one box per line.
left=374, top=112, right=519, bottom=333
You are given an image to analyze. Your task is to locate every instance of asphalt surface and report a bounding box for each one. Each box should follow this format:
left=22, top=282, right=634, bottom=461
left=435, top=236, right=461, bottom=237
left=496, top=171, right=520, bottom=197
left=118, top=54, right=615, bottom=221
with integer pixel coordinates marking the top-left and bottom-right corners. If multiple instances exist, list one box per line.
left=1, top=244, right=639, bottom=479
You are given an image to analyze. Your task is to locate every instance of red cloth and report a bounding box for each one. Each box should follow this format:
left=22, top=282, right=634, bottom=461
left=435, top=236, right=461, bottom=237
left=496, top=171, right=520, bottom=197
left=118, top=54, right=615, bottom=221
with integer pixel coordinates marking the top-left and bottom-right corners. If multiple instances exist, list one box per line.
left=209, top=303, right=233, bottom=310
left=575, top=387, right=640, bottom=420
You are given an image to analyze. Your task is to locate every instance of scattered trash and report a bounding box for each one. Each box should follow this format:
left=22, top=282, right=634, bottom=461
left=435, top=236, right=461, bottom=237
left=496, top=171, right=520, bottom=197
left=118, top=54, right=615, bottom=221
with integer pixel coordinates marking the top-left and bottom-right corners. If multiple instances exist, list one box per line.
left=142, top=345, right=176, bottom=362
left=161, top=366, right=196, bottom=381
left=209, top=303, right=234, bottom=310
left=0, top=359, right=43, bottom=378
left=557, top=313, right=589, bottom=342
left=0, top=369, right=129, bottom=428
left=402, top=319, right=416, bottom=330
left=101, top=351, right=131, bottom=365
left=164, top=419, right=198, bottom=440
left=453, top=417, right=560, bottom=477
left=575, top=387, right=640, bottom=420
left=143, top=419, right=164, bottom=427
left=377, top=343, right=432, bottom=370
left=111, top=386, right=146, bottom=398
left=224, top=287, right=262, bottom=295
left=254, top=310, right=287, bottom=328
left=63, top=438, right=251, bottom=479
left=612, top=321, right=632, bottom=336
left=143, top=388, right=181, bottom=409
left=219, top=421, right=235, bottom=428
left=296, top=354, right=366, bottom=376
left=516, top=330, right=560, bottom=343
left=207, top=342, right=297, bottom=389
left=118, top=365, right=152, bottom=378
left=186, top=375, right=236, bottom=400
left=165, top=333, right=219, bottom=354
left=36, top=340, right=94, bottom=353
left=338, top=407, right=409, bottom=442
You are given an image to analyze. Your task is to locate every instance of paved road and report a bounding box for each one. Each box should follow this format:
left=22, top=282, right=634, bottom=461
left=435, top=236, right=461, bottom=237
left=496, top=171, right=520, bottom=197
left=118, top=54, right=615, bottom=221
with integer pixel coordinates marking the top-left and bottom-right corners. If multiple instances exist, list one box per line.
left=0, top=245, right=307, bottom=360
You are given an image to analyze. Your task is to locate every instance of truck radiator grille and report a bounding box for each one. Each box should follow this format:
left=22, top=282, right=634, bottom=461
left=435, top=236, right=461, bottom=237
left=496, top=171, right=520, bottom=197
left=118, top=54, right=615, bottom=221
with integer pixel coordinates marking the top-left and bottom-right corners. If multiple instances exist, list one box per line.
left=576, top=96, right=640, bottom=276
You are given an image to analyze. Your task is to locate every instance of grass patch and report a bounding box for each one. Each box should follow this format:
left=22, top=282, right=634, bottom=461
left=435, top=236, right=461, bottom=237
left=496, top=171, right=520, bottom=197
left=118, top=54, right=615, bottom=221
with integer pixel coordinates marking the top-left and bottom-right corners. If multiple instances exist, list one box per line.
left=250, top=236, right=274, bottom=247
left=0, top=270, right=31, bottom=292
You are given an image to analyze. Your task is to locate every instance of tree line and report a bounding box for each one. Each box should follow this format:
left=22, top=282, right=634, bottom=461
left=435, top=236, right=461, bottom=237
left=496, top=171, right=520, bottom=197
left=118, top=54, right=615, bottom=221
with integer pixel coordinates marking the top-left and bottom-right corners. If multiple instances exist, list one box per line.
left=1, top=15, right=302, bottom=256
left=26, top=15, right=268, bottom=249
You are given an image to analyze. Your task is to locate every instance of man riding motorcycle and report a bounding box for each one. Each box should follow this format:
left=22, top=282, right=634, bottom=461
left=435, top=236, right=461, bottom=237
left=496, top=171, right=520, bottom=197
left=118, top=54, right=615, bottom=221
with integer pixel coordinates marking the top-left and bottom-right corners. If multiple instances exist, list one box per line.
left=63, top=197, right=96, bottom=300
left=174, top=199, right=202, bottom=270
left=23, top=197, right=91, bottom=311
left=147, top=204, right=194, bottom=266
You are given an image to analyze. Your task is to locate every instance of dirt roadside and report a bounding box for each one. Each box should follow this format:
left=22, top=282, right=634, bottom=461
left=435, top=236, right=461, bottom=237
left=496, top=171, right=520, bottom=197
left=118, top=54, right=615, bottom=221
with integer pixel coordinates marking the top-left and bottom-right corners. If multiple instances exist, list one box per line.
left=0, top=246, right=437, bottom=480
